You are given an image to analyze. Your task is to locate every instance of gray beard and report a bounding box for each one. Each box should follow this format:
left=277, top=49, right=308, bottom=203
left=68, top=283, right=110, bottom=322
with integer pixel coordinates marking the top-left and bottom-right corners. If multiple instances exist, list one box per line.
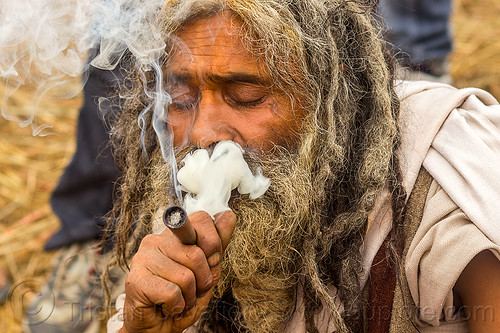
left=155, top=146, right=332, bottom=332
left=212, top=150, right=318, bottom=333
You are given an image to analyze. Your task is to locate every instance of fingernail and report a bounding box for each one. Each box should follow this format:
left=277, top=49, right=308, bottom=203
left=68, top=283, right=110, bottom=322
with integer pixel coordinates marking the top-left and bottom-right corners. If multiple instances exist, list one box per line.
left=207, top=253, right=220, bottom=267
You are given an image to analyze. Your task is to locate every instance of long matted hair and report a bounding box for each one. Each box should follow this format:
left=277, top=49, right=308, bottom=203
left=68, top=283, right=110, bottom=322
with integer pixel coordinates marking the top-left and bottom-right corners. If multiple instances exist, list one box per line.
left=105, top=1, right=405, bottom=332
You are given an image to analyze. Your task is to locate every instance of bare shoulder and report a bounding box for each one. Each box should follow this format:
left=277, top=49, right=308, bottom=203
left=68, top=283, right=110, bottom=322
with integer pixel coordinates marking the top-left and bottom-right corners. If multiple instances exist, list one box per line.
left=454, top=250, right=500, bottom=332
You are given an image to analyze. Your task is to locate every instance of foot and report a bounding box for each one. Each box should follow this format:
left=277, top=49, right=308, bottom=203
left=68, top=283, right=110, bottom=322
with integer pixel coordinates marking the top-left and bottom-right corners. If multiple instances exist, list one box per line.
left=22, top=241, right=125, bottom=333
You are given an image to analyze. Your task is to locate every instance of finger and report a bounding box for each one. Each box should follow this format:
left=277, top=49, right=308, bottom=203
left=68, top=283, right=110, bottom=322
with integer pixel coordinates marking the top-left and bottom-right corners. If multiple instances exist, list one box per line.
left=140, top=233, right=214, bottom=302
left=188, top=211, right=223, bottom=264
left=157, top=259, right=198, bottom=310
left=171, top=284, right=217, bottom=331
left=169, top=243, right=215, bottom=297
left=125, top=271, right=185, bottom=316
left=214, top=210, right=237, bottom=251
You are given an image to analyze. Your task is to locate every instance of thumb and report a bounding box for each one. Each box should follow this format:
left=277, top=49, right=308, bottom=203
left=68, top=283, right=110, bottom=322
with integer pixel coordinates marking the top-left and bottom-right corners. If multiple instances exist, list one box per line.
left=214, top=210, right=236, bottom=252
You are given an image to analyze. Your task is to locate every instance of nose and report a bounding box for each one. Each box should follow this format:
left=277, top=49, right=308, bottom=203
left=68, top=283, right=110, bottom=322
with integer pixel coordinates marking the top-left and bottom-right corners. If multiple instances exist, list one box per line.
left=188, top=92, right=235, bottom=148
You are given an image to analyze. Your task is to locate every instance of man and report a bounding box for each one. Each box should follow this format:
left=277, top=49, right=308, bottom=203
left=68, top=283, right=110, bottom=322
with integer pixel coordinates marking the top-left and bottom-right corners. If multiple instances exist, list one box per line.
left=104, top=0, right=500, bottom=332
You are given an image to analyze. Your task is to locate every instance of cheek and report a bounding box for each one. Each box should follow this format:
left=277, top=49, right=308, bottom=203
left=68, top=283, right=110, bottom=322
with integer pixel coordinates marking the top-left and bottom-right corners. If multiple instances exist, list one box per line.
left=265, top=105, right=305, bottom=150
left=172, top=126, right=186, bottom=147
left=245, top=114, right=301, bottom=151
left=168, top=113, right=193, bottom=147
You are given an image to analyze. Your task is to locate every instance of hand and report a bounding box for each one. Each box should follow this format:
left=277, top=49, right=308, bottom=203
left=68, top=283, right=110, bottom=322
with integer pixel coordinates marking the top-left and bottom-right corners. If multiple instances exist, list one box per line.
left=121, top=210, right=236, bottom=333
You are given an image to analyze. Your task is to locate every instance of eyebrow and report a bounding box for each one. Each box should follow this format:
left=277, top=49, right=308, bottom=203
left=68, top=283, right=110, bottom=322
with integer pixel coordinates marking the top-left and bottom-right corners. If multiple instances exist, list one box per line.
left=205, top=73, right=270, bottom=86
left=165, top=72, right=270, bottom=86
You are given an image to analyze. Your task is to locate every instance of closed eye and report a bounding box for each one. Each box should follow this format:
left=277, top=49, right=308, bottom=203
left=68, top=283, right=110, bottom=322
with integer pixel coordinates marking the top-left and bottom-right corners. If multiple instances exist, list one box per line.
left=223, top=83, right=268, bottom=108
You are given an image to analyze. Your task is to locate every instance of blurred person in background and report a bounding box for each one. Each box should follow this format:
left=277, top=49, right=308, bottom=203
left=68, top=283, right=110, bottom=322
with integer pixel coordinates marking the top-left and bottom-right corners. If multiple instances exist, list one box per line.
left=378, top=0, right=453, bottom=84
left=22, top=54, right=125, bottom=333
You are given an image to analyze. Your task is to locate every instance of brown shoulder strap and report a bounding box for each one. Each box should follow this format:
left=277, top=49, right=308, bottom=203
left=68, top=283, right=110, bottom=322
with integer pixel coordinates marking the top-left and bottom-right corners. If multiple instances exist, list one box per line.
left=365, top=167, right=433, bottom=333
left=389, top=167, right=434, bottom=333
left=365, top=236, right=398, bottom=332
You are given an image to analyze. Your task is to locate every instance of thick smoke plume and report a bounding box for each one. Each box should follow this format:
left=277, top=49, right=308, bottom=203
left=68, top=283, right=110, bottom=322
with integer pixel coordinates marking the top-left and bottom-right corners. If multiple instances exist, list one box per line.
left=177, top=141, right=271, bottom=217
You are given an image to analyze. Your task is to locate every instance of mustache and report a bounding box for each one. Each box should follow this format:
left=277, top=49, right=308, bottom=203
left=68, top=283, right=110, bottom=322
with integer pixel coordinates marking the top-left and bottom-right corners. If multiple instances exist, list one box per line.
left=174, top=142, right=267, bottom=173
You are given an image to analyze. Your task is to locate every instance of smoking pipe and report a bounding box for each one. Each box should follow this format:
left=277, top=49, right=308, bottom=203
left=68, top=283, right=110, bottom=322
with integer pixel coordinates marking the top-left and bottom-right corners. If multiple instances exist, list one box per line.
left=163, top=205, right=197, bottom=245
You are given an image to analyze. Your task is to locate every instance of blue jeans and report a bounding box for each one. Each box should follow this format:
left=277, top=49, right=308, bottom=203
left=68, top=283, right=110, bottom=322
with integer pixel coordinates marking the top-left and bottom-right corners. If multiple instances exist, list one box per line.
left=377, top=0, right=452, bottom=67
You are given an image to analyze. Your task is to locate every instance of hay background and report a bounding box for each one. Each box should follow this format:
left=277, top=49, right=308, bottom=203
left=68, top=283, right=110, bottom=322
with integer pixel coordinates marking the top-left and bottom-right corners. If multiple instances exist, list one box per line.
left=0, top=0, right=498, bottom=331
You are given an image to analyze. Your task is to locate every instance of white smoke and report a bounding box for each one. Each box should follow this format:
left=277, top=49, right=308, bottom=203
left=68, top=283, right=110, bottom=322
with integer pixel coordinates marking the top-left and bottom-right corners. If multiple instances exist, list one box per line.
left=177, top=141, right=271, bottom=217
left=0, top=0, right=90, bottom=133
left=0, top=0, right=168, bottom=135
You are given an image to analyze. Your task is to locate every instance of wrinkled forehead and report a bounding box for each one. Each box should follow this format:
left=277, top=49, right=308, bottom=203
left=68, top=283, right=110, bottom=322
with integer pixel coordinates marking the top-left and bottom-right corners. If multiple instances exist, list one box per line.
left=164, top=11, right=267, bottom=77
left=177, top=11, right=242, bottom=41
left=168, top=12, right=235, bottom=52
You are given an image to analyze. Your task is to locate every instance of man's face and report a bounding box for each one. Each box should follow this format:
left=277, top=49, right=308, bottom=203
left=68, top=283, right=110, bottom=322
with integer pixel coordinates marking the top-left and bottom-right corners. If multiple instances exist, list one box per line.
left=165, top=12, right=304, bottom=152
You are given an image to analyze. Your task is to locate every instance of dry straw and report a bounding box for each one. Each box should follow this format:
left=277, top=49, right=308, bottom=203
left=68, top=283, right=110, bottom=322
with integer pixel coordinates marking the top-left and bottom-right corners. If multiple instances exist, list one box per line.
left=451, top=0, right=500, bottom=98
left=0, top=78, right=80, bottom=332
